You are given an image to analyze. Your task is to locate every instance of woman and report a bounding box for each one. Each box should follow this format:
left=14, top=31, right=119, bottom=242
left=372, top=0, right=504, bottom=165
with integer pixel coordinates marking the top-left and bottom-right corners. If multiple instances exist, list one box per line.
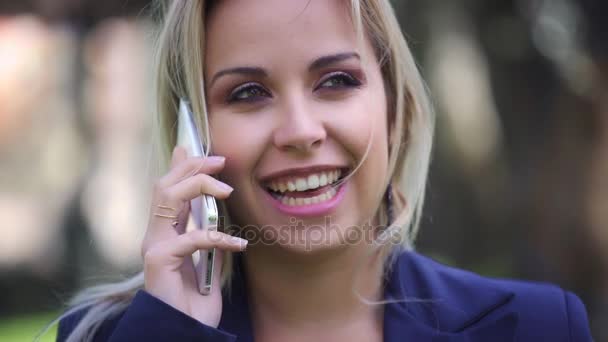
left=54, top=0, right=592, bottom=341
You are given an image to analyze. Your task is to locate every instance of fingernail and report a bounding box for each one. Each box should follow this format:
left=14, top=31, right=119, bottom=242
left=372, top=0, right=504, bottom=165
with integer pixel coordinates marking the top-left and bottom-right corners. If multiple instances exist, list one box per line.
left=216, top=180, right=233, bottom=192
left=206, top=156, right=225, bottom=163
left=230, top=236, right=248, bottom=249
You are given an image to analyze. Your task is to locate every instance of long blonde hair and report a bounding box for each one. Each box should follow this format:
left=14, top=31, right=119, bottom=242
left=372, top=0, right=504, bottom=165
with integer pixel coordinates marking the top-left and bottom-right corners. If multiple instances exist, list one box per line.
left=46, top=1, right=434, bottom=340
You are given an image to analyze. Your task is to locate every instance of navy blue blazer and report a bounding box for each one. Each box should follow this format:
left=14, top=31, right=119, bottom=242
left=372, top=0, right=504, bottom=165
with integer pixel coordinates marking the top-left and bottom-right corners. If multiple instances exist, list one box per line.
left=57, top=251, right=593, bottom=341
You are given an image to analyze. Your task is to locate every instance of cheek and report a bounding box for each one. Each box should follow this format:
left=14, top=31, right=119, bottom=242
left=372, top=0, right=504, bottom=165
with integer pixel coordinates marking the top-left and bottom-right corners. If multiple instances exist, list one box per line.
left=330, top=85, right=389, bottom=216
left=327, top=87, right=389, bottom=167
left=209, top=115, right=267, bottom=187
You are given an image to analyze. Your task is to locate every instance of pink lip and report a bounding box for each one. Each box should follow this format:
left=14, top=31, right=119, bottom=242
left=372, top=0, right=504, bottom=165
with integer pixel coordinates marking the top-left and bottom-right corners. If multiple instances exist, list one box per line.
left=261, top=180, right=348, bottom=218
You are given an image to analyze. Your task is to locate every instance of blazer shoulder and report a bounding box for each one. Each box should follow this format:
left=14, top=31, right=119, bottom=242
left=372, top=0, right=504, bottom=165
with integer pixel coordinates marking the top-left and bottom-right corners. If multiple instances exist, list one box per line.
left=389, top=251, right=592, bottom=340
left=57, top=290, right=237, bottom=342
left=489, top=274, right=592, bottom=341
left=401, top=250, right=580, bottom=302
left=57, top=304, right=124, bottom=342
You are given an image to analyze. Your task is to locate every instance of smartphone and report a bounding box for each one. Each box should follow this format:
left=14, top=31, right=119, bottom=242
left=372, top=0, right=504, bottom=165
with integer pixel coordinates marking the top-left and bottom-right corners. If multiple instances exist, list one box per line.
left=177, top=99, right=218, bottom=295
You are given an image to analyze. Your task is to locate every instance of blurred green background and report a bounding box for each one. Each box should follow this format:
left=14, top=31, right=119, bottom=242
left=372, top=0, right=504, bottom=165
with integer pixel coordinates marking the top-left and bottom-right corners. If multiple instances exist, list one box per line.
left=0, top=312, right=56, bottom=341
left=0, top=0, right=606, bottom=341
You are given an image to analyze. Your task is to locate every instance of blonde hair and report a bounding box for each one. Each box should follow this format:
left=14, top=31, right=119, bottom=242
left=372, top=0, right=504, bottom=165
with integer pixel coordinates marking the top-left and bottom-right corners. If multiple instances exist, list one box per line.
left=44, top=0, right=434, bottom=340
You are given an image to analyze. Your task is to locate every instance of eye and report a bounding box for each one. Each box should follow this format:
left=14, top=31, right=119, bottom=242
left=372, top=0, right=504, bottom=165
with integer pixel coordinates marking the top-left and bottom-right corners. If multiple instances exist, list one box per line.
left=227, top=82, right=271, bottom=103
left=316, top=71, right=362, bottom=90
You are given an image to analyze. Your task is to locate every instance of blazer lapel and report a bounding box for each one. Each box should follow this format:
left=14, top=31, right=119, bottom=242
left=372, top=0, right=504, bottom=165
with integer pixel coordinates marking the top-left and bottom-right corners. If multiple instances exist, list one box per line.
left=382, top=251, right=519, bottom=342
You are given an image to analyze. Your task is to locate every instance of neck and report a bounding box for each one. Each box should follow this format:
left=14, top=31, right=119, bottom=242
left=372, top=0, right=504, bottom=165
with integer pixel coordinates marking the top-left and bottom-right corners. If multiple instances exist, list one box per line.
left=243, top=240, right=386, bottom=334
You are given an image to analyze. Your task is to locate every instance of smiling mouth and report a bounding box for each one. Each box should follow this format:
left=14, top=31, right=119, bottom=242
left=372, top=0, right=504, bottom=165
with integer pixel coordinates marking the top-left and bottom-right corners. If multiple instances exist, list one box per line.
left=263, top=168, right=348, bottom=206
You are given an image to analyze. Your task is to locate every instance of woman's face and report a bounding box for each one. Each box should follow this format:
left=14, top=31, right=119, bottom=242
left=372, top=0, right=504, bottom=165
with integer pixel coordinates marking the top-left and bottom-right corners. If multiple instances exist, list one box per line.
left=205, top=0, right=389, bottom=252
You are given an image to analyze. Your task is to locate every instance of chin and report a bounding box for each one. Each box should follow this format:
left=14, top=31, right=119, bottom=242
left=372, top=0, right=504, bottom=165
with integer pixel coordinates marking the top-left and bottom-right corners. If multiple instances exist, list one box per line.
left=243, top=217, right=376, bottom=255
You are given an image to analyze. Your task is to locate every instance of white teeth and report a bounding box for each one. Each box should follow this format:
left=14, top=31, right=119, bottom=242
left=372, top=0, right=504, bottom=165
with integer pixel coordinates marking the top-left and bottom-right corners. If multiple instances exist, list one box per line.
left=319, top=173, right=328, bottom=186
left=277, top=185, right=339, bottom=207
left=307, top=174, right=320, bottom=189
left=295, top=178, right=308, bottom=191
left=327, top=170, right=341, bottom=184
left=267, top=169, right=343, bottom=193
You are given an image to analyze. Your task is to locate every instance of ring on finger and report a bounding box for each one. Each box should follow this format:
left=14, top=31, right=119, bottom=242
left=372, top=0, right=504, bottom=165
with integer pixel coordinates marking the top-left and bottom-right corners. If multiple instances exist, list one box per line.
left=154, top=213, right=179, bottom=219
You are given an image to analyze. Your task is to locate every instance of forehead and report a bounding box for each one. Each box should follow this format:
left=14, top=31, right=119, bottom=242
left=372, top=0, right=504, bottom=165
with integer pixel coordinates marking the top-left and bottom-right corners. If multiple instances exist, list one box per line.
left=205, top=0, right=364, bottom=72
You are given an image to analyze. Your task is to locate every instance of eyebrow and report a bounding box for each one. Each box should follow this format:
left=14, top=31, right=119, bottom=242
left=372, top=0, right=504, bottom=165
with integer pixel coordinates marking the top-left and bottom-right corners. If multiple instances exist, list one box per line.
left=308, top=52, right=360, bottom=71
left=209, top=52, right=360, bottom=88
left=210, top=67, right=267, bottom=88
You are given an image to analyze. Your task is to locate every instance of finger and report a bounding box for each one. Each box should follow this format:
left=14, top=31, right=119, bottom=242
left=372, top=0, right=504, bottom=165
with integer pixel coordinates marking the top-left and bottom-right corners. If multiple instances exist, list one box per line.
left=146, top=231, right=247, bottom=262
left=176, top=230, right=247, bottom=254
left=172, top=200, right=190, bottom=234
left=160, top=156, right=226, bottom=187
left=148, top=146, right=187, bottom=225
left=167, top=173, right=233, bottom=201
left=146, top=187, right=188, bottom=244
left=148, top=172, right=232, bottom=241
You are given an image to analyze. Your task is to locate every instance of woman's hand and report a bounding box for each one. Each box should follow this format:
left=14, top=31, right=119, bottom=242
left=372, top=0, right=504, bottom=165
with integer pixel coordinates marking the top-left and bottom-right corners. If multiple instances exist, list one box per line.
left=141, top=146, right=247, bottom=328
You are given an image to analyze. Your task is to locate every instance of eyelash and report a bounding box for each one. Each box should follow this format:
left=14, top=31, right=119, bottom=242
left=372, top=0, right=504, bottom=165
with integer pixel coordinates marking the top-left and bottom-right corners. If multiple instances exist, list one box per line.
left=225, top=71, right=362, bottom=104
left=316, top=71, right=362, bottom=90
left=226, top=82, right=270, bottom=103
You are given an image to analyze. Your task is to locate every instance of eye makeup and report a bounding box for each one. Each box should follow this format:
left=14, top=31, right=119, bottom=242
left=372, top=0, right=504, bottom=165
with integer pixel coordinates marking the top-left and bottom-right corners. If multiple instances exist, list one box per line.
left=224, top=71, right=363, bottom=104
left=315, top=70, right=363, bottom=91
left=226, top=82, right=272, bottom=104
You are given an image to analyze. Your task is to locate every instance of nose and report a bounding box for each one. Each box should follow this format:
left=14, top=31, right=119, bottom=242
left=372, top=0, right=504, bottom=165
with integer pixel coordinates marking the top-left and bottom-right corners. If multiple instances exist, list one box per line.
left=272, top=97, right=326, bottom=154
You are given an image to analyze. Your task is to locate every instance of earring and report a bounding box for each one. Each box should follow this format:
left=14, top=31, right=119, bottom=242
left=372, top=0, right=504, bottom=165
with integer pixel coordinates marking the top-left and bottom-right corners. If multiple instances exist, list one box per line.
left=385, top=183, right=394, bottom=226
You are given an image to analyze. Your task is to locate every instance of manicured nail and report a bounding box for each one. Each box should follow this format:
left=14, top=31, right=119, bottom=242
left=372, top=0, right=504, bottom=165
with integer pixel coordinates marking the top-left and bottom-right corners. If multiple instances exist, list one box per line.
left=206, top=156, right=225, bottom=163
left=216, top=180, right=233, bottom=192
left=230, top=236, right=248, bottom=249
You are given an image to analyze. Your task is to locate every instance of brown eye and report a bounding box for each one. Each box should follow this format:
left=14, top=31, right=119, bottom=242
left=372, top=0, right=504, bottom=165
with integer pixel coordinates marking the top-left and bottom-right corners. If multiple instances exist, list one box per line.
left=227, top=82, right=271, bottom=103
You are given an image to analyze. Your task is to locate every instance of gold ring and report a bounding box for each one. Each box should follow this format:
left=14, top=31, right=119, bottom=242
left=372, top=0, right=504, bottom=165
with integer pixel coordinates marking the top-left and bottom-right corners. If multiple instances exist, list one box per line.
left=154, top=213, right=179, bottom=219
left=157, top=204, right=176, bottom=211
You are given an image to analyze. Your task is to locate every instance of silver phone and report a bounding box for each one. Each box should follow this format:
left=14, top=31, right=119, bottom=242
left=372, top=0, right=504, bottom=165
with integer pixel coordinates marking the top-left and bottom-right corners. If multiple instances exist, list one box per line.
left=177, top=99, right=218, bottom=295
